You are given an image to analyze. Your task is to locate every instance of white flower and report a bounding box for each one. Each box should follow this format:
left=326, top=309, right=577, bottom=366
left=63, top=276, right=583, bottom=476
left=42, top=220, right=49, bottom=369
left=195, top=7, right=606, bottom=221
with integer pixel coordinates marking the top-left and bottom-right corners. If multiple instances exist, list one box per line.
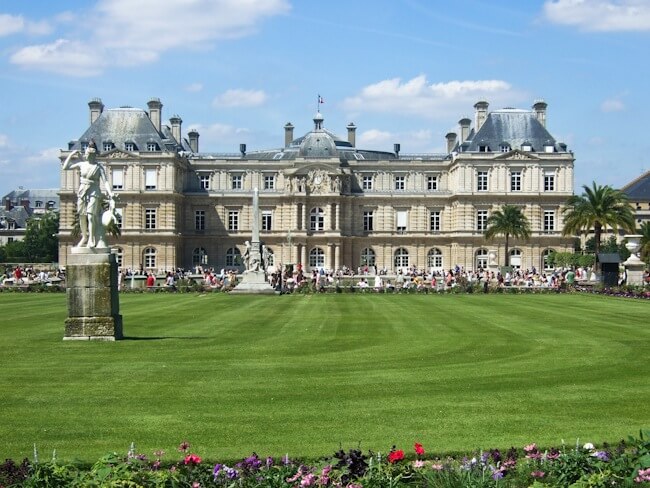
left=583, top=442, right=594, bottom=450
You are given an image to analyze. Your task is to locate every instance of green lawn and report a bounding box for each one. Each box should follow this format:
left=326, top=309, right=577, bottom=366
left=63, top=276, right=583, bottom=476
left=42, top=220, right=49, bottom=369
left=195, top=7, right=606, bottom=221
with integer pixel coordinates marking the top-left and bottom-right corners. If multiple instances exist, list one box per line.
left=0, top=292, right=648, bottom=462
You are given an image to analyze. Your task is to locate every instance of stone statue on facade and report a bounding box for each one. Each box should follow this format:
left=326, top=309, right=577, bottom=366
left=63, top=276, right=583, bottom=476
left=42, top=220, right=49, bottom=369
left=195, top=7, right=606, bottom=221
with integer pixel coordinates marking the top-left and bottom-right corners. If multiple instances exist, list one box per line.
left=62, top=140, right=116, bottom=249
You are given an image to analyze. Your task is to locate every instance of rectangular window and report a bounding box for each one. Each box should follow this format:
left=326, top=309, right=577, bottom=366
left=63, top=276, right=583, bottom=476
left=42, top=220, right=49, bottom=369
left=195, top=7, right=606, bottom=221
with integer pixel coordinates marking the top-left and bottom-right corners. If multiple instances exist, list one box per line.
left=427, top=176, right=438, bottom=191
left=228, top=210, right=239, bottom=231
left=396, top=210, right=407, bottom=233
left=362, top=175, right=373, bottom=191
left=124, top=142, right=135, bottom=152
left=430, top=210, right=441, bottom=232
left=114, top=207, right=123, bottom=229
left=231, top=175, right=242, bottom=190
left=264, top=175, right=275, bottom=190
left=112, top=168, right=124, bottom=190
left=35, top=201, right=43, bottom=208
left=510, top=171, right=521, bottom=192
left=544, top=173, right=555, bottom=191
left=144, top=168, right=157, bottom=190
left=477, top=210, right=488, bottom=231
left=544, top=210, right=555, bottom=232
left=262, top=210, right=272, bottom=231
left=363, top=210, right=374, bottom=232
left=103, top=142, right=113, bottom=152
left=145, top=208, right=156, bottom=229
left=199, top=175, right=210, bottom=190
left=195, top=210, right=205, bottom=231
left=147, top=142, right=158, bottom=152
left=395, top=175, right=405, bottom=191
left=477, top=171, right=488, bottom=191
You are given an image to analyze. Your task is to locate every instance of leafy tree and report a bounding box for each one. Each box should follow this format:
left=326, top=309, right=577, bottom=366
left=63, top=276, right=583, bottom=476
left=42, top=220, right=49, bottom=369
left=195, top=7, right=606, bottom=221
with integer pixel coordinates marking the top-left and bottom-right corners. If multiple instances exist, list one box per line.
left=585, top=235, right=630, bottom=261
left=562, top=182, right=635, bottom=263
left=0, top=246, right=6, bottom=263
left=22, top=211, right=59, bottom=262
left=484, top=205, right=531, bottom=266
left=3, top=239, right=26, bottom=262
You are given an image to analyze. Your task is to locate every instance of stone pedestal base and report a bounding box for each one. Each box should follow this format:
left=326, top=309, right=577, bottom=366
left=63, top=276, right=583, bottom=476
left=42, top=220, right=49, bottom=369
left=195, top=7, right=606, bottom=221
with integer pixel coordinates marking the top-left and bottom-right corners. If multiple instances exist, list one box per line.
left=64, top=248, right=123, bottom=341
left=231, top=270, right=276, bottom=295
left=623, top=257, right=645, bottom=286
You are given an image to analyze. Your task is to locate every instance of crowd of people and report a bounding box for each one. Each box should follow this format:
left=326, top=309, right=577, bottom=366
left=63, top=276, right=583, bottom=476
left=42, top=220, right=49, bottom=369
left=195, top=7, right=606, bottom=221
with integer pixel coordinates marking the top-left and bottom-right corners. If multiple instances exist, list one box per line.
left=1, top=265, right=65, bottom=286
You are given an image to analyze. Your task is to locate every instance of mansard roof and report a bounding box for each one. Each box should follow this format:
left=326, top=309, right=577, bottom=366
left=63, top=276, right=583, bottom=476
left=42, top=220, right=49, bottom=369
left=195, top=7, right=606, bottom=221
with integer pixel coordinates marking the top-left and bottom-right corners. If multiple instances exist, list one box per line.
left=464, top=109, right=564, bottom=153
left=622, top=170, right=650, bottom=200
left=0, top=206, right=30, bottom=229
left=70, top=108, right=189, bottom=153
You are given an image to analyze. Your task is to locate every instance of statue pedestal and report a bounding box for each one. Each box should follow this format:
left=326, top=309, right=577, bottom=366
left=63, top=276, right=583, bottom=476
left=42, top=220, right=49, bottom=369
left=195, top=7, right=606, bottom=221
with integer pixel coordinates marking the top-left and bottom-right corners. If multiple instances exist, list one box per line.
left=64, top=248, right=123, bottom=341
left=231, top=270, right=276, bottom=295
left=623, top=256, right=645, bottom=286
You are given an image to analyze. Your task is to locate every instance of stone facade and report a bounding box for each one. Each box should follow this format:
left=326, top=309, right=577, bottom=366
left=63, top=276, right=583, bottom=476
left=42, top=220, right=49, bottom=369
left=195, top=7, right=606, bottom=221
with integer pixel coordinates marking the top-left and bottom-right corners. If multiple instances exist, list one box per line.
left=59, top=98, right=575, bottom=273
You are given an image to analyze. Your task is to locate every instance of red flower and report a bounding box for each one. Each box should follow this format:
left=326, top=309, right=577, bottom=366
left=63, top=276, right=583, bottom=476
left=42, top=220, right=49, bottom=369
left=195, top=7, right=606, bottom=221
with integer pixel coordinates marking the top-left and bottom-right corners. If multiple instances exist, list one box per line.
left=414, top=443, right=425, bottom=456
left=388, top=450, right=405, bottom=463
left=184, top=453, right=202, bottom=465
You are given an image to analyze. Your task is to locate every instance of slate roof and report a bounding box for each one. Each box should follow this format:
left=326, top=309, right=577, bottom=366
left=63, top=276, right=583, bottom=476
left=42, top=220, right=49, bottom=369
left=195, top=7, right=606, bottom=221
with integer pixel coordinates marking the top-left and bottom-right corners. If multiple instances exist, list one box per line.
left=2, top=189, right=59, bottom=211
left=621, top=170, right=650, bottom=200
left=0, top=206, right=30, bottom=229
left=70, top=108, right=189, bottom=153
left=462, top=109, right=565, bottom=153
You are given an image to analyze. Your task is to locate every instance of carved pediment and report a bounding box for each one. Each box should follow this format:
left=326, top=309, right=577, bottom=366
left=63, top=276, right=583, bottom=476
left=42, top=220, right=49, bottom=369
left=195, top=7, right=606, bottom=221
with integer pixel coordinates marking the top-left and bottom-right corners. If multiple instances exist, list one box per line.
left=103, top=149, right=136, bottom=159
left=494, top=150, right=540, bottom=161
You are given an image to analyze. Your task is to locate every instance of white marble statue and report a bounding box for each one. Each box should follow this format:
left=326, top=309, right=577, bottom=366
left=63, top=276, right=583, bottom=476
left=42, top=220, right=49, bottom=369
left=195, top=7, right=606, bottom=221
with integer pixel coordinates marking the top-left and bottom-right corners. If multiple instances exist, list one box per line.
left=62, top=140, right=116, bottom=249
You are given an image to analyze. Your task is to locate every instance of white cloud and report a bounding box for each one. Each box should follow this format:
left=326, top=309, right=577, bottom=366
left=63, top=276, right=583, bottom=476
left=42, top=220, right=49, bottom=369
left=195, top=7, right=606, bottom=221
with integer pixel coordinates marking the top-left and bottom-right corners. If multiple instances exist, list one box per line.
left=10, top=39, right=103, bottom=77
left=343, top=76, right=520, bottom=119
left=0, top=13, right=25, bottom=36
left=601, top=98, right=625, bottom=112
left=543, top=0, right=650, bottom=31
left=186, top=123, right=250, bottom=149
left=358, top=129, right=392, bottom=147
left=357, top=128, right=442, bottom=153
left=185, top=83, right=204, bottom=93
left=0, top=134, right=9, bottom=147
left=9, top=0, right=290, bottom=75
left=212, top=89, right=268, bottom=108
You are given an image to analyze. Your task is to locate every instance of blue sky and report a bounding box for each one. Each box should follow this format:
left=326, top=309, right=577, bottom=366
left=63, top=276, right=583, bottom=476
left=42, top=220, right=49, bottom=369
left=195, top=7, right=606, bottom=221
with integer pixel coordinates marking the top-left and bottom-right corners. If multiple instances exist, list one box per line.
left=1, top=0, right=649, bottom=194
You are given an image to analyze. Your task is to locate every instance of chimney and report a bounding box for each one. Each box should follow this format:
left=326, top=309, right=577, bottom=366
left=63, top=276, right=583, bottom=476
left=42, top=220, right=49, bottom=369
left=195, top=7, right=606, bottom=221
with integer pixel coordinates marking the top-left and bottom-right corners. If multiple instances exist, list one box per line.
left=88, top=98, right=104, bottom=125
left=4, top=198, right=11, bottom=211
left=147, top=97, right=163, bottom=133
left=188, top=129, right=199, bottom=153
left=533, top=99, right=547, bottom=127
left=474, top=100, right=489, bottom=131
left=445, top=132, right=457, bottom=153
left=170, top=114, right=182, bottom=143
left=394, top=143, right=401, bottom=157
left=240, top=143, right=247, bottom=157
left=284, top=122, right=294, bottom=147
left=459, top=117, right=471, bottom=143
left=21, top=199, right=30, bottom=211
left=347, top=122, right=357, bottom=147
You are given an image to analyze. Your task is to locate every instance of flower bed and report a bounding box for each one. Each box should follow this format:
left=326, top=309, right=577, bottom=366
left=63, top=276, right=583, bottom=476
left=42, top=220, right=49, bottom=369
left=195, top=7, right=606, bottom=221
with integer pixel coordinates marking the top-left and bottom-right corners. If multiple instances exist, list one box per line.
left=3, top=432, right=649, bottom=487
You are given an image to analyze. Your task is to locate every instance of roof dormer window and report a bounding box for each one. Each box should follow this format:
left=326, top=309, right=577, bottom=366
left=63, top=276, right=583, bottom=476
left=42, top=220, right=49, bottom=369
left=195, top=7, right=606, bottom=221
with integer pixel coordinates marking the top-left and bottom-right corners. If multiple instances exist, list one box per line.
left=147, top=142, right=159, bottom=152
left=521, top=142, right=532, bottom=152
left=500, top=143, right=510, bottom=153
left=544, top=142, right=555, bottom=153
left=103, top=141, right=114, bottom=152
left=125, top=142, right=137, bottom=152
left=479, top=145, right=490, bottom=152
left=272, top=152, right=284, bottom=160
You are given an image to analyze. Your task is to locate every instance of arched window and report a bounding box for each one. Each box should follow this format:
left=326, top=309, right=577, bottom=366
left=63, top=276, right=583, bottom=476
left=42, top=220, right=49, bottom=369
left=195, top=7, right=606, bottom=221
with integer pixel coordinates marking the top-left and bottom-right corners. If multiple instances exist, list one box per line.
left=475, top=248, right=488, bottom=271
left=310, top=207, right=324, bottom=231
left=193, top=247, right=208, bottom=266
left=143, top=247, right=156, bottom=269
left=542, top=249, right=554, bottom=270
left=394, top=248, right=409, bottom=269
left=226, top=247, right=241, bottom=267
left=360, top=248, right=376, bottom=267
left=427, top=248, right=443, bottom=270
left=510, top=249, right=522, bottom=269
left=112, top=247, right=123, bottom=267
left=309, top=247, right=325, bottom=268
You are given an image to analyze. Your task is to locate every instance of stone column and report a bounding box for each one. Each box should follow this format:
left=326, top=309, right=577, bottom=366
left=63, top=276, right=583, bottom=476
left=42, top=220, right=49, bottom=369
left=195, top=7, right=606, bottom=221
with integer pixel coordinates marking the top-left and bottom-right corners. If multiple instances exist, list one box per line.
left=623, top=235, right=645, bottom=286
left=335, top=244, right=340, bottom=271
left=64, top=249, right=123, bottom=341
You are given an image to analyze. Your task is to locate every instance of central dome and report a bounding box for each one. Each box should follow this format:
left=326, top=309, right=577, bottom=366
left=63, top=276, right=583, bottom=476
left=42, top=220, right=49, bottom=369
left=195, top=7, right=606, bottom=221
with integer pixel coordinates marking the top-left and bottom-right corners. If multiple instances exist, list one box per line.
left=298, top=111, right=338, bottom=157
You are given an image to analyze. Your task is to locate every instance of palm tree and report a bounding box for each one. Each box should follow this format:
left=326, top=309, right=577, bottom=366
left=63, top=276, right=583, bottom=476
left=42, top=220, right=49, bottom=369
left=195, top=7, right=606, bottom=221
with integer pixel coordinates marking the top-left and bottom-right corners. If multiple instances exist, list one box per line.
left=484, top=205, right=531, bottom=266
left=562, top=182, right=635, bottom=263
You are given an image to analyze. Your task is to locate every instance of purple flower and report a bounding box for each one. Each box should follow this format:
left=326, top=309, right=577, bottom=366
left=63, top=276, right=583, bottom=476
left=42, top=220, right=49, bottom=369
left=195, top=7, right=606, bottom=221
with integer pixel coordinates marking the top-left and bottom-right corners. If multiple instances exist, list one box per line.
left=592, top=451, right=609, bottom=461
left=212, top=463, right=223, bottom=480
left=266, top=456, right=274, bottom=468
left=226, top=467, right=239, bottom=480
left=492, top=469, right=504, bottom=480
left=545, top=448, right=560, bottom=460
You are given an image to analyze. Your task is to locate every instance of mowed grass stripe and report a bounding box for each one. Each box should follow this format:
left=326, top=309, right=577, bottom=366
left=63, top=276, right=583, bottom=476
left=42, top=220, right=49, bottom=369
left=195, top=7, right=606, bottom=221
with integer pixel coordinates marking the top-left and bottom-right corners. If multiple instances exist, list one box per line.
left=0, top=293, right=647, bottom=461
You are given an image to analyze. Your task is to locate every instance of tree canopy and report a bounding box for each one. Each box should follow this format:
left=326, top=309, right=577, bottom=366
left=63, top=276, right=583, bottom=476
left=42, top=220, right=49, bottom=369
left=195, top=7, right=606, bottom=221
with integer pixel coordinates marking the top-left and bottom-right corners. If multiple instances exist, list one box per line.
left=484, top=205, right=531, bottom=266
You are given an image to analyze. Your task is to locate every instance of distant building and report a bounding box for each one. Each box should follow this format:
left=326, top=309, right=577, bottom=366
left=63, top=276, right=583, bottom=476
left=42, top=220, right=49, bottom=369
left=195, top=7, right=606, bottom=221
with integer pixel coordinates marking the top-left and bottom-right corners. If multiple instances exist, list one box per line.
left=59, top=97, right=575, bottom=272
left=0, top=189, right=59, bottom=245
left=622, top=170, right=650, bottom=229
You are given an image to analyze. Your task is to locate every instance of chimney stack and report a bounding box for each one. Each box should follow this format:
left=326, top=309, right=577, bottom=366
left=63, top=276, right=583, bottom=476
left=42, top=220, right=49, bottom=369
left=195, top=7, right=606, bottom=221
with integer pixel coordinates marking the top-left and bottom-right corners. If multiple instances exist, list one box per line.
left=459, top=118, right=471, bottom=143
left=347, top=122, right=357, bottom=147
left=21, top=199, right=30, bottom=211
left=188, top=129, right=199, bottom=153
left=240, top=143, right=247, bottom=157
left=445, top=132, right=458, bottom=153
left=147, top=97, right=163, bottom=133
left=88, top=98, right=104, bottom=125
left=4, top=198, right=11, bottom=211
left=394, top=143, right=401, bottom=157
left=170, top=114, right=182, bottom=143
left=284, top=122, right=294, bottom=147
left=533, top=99, right=547, bottom=127
left=474, top=100, right=489, bottom=132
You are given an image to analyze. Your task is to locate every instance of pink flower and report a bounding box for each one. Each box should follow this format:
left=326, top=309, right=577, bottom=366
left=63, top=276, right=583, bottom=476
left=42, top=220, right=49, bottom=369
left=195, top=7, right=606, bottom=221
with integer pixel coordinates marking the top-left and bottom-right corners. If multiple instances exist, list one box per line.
left=531, top=470, right=545, bottom=478
left=431, top=463, right=444, bottom=471
left=414, top=442, right=425, bottom=456
left=523, top=443, right=537, bottom=452
left=413, top=460, right=425, bottom=468
left=192, top=483, right=200, bottom=488
left=178, top=441, right=190, bottom=452
left=635, top=468, right=650, bottom=483
left=184, top=454, right=202, bottom=465
left=300, top=473, right=316, bottom=487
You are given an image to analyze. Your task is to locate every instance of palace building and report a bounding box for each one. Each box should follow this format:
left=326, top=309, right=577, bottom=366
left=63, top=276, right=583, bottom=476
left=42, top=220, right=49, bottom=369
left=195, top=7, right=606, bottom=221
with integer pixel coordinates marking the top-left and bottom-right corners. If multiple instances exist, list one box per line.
left=58, top=98, right=575, bottom=273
